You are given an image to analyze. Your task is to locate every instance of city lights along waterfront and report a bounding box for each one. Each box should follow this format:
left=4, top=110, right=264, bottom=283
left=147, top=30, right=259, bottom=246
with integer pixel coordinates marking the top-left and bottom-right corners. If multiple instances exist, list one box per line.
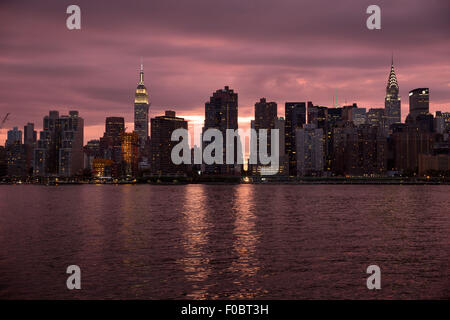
left=1, top=59, right=450, bottom=184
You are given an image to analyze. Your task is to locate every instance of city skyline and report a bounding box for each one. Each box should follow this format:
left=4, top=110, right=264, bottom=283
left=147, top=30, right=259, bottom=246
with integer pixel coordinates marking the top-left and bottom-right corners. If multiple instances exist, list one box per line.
left=1, top=0, right=450, bottom=145
left=0, top=58, right=447, bottom=147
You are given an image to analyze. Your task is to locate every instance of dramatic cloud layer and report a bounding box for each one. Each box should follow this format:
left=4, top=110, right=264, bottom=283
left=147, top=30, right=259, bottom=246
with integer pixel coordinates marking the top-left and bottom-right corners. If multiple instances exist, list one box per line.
left=0, top=0, right=449, bottom=144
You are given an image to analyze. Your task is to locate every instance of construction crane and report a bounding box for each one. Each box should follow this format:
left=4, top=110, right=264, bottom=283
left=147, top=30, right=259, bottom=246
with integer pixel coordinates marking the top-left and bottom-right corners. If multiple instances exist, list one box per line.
left=0, top=113, right=10, bottom=129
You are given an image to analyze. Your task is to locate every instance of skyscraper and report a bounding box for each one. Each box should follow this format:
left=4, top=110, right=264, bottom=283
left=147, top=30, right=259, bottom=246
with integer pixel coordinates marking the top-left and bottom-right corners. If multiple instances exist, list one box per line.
left=134, top=62, right=150, bottom=149
left=253, top=98, right=277, bottom=174
left=34, top=111, right=84, bottom=177
left=385, top=57, right=401, bottom=130
left=203, top=86, right=239, bottom=175
left=151, top=111, right=188, bottom=176
left=296, top=124, right=324, bottom=176
left=121, top=132, right=139, bottom=177
left=285, top=102, right=307, bottom=176
left=23, top=123, right=37, bottom=174
left=367, top=108, right=386, bottom=129
left=100, top=117, right=125, bottom=177
left=24, top=123, right=37, bottom=145
left=407, top=88, right=429, bottom=122
left=6, top=127, right=22, bottom=147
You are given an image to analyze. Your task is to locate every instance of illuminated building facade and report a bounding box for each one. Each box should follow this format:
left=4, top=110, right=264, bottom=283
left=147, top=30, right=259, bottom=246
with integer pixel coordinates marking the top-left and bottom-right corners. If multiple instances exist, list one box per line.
left=121, top=132, right=139, bottom=177
left=92, top=158, right=113, bottom=178
left=407, top=88, right=430, bottom=122
left=385, top=58, right=401, bottom=130
left=134, top=63, right=150, bottom=149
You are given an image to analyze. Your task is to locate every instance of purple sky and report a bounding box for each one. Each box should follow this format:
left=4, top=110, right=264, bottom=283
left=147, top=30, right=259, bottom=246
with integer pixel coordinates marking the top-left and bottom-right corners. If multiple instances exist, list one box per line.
left=1, top=0, right=449, bottom=144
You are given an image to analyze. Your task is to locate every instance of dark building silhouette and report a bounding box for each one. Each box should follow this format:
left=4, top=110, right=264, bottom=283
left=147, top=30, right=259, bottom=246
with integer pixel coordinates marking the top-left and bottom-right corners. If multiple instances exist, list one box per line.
left=324, top=107, right=343, bottom=172
left=100, top=117, right=125, bottom=177
left=6, top=142, right=26, bottom=177
left=203, top=86, right=240, bottom=175
left=151, top=111, right=188, bottom=176
left=0, top=146, right=6, bottom=177
left=6, top=127, right=22, bottom=147
left=367, top=108, right=386, bottom=133
left=83, top=139, right=101, bottom=172
left=332, top=123, right=386, bottom=176
left=391, top=124, right=435, bottom=174
left=308, top=104, right=328, bottom=130
left=252, top=98, right=277, bottom=174
left=285, top=102, right=306, bottom=176
left=23, top=123, right=37, bottom=175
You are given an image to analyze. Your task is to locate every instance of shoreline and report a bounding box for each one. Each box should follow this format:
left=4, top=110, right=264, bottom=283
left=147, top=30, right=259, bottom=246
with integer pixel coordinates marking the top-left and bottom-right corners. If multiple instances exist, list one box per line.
left=1, top=179, right=449, bottom=186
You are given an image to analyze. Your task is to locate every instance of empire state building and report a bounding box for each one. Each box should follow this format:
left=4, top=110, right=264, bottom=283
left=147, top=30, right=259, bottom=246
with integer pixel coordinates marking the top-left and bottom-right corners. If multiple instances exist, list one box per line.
left=134, top=62, right=150, bottom=149
left=384, top=56, right=401, bottom=129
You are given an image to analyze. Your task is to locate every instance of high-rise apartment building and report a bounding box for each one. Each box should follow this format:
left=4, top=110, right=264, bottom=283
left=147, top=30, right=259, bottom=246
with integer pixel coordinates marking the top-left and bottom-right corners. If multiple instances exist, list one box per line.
left=6, top=127, right=22, bottom=147
left=34, top=111, right=84, bottom=177
left=121, top=132, right=139, bottom=177
left=296, top=124, right=324, bottom=176
left=203, top=86, right=240, bottom=175
left=151, top=111, right=188, bottom=176
left=285, top=102, right=307, bottom=176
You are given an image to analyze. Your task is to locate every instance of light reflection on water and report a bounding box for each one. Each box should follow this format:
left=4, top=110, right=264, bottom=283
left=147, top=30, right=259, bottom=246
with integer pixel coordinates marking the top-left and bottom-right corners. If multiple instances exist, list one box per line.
left=0, top=184, right=449, bottom=299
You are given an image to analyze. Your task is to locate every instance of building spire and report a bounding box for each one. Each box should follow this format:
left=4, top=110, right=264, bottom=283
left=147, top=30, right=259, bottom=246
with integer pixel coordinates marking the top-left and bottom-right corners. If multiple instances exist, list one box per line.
left=139, top=57, right=144, bottom=84
left=387, top=55, right=398, bottom=91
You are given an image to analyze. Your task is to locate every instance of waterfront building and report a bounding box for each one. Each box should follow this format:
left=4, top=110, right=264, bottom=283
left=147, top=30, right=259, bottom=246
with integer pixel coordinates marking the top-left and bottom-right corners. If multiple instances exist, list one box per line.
left=100, top=117, right=125, bottom=177
left=418, top=154, right=450, bottom=176
left=6, top=142, right=26, bottom=177
left=253, top=98, right=277, bottom=174
left=391, top=124, right=435, bottom=174
left=83, top=139, right=101, bottom=172
left=121, top=132, right=139, bottom=177
left=0, top=146, right=6, bottom=177
left=92, top=158, right=113, bottom=178
left=296, top=124, right=324, bottom=176
left=285, top=102, right=307, bottom=176
left=203, top=86, right=240, bottom=175
left=151, top=111, right=188, bottom=176
left=23, top=123, right=37, bottom=175
left=33, top=111, right=84, bottom=177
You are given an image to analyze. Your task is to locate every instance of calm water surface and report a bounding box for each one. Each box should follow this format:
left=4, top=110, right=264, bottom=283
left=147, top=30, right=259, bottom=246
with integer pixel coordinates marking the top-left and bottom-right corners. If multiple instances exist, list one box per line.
left=0, top=185, right=449, bottom=299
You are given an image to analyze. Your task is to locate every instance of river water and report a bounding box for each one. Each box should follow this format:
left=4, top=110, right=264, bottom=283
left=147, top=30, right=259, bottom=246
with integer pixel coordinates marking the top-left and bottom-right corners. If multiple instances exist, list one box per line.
left=0, top=184, right=449, bottom=299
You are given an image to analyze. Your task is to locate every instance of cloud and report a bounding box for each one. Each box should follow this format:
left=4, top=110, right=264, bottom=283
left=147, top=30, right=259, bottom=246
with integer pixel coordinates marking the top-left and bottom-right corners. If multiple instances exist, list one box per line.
left=0, top=0, right=449, bottom=145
